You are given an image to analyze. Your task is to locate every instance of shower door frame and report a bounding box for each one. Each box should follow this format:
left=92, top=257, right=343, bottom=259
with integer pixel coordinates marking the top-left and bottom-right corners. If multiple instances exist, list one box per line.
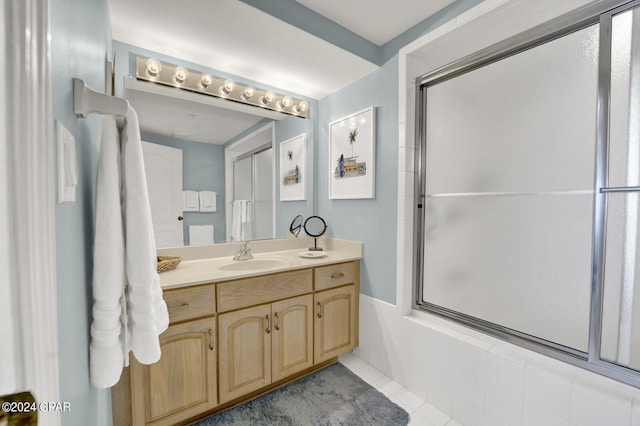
left=413, top=0, right=640, bottom=388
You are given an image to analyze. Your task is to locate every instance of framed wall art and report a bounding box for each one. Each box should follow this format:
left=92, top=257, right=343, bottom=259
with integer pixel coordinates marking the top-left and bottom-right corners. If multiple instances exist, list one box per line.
left=279, top=133, right=307, bottom=201
left=328, top=106, right=375, bottom=199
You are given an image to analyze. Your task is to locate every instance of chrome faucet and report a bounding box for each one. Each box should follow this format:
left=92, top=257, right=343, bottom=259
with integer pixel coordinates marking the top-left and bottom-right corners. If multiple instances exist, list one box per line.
left=233, top=241, right=254, bottom=261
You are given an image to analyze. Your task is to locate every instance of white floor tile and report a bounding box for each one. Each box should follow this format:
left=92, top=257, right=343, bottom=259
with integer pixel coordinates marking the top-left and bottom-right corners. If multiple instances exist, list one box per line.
left=380, top=380, right=405, bottom=398
left=371, top=374, right=393, bottom=390
left=393, top=388, right=426, bottom=413
left=355, top=364, right=384, bottom=385
left=339, top=353, right=368, bottom=372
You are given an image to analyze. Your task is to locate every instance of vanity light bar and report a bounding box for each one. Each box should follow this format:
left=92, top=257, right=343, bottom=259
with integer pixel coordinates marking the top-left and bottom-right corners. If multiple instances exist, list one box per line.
left=135, top=56, right=309, bottom=118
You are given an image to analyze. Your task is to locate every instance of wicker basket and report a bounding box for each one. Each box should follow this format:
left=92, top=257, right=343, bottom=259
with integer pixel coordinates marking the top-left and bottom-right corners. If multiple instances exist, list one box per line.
left=157, top=256, right=182, bottom=273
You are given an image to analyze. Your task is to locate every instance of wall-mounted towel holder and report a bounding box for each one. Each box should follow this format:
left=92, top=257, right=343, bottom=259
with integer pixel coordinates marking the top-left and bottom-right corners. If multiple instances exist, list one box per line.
left=73, top=78, right=128, bottom=120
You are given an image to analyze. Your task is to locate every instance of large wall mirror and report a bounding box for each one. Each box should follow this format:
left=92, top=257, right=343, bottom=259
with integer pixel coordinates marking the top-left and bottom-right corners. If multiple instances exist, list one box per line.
left=114, top=46, right=315, bottom=248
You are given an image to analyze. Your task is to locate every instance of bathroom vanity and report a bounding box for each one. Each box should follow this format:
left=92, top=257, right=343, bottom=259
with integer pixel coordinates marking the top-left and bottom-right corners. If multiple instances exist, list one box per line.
left=112, top=238, right=361, bottom=426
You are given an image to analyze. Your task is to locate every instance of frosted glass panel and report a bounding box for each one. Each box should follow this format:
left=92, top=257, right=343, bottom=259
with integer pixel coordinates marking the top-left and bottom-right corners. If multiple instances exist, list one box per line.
left=601, top=193, right=640, bottom=370
left=426, top=25, right=599, bottom=195
left=233, top=156, right=252, bottom=201
left=423, top=194, right=593, bottom=351
left=253, top=148, right=273, bottom=240
left=421, top=24, right=599, bottom=352
left=609, top=9, right=640, bottom=188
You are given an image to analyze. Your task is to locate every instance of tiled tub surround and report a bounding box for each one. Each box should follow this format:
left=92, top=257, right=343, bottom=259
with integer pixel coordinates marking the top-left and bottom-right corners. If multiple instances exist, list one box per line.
left=385, top=0, right=640, bottom=425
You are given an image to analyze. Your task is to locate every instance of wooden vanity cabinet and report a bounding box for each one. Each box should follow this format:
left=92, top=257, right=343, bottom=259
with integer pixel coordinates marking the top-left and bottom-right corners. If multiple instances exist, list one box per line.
left=113, top=261, right=359, bottom=426
left=130, top=317, right=218, bottom=426
left=313, top=262, right=359, bottom=363
left=217, top=270, right=314, bottom=404
left=114, top=283, right=218, bottom=426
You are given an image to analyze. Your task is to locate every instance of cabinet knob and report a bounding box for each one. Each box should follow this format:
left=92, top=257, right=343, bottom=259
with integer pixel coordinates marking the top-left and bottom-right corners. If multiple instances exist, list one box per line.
left=331, top=272, right=345, bottom=280
left=274, top=312, right=280, bottom=331
left=178, top=216, right=184, bottom=221
left=208, top=329, right=214, bottom=351
left=265, top=314, right=271, bottom=334
left=317, top=302, right=323, bottom=318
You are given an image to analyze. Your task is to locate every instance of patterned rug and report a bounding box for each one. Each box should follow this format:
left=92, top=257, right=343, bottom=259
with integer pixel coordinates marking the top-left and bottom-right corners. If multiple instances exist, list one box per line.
left=191, top=363, right=408, bottom=426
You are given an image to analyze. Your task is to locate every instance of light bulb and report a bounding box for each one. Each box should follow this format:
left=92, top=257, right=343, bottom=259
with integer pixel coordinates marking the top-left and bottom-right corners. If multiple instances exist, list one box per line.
left=145, top=58, right=162, bottom=78
left=242, top=87, right=255, bottom=100
left=220, top=79, right=235, bottom=95
left=282, top=96, right=293, bottom=107
left=261, top=91, right=276, bottom=105
left=174, top=66, right=188, bottom=84
left=294, top=100, right=309, bottom=113
left=200, top=74, right=213, bottom=88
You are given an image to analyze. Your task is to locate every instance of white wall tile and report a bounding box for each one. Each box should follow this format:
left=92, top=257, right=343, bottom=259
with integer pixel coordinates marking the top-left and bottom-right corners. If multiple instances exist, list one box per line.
left=414, top=402, right=450, bottom=426
left=486, top=346, right=528, bottom=400
left=522, top=402, right=569, bottom=426
left=484, top=382, right=523, bottom=425
left=453, top=335, right=490, bottom=378
left=452, top=394, right=484, bottom=426
left=426, top=357, right=454, bottom=417
left=632, top=398, right=640, bottom=426
left=405, top=348, right=430, bottom=401
left=524, top=363, right=572, bottom=420
left=569, top=382, right=632, bottom=426
left=430, top=326, right=460, bottom=362
left=451, top=367, right=485, bottom=409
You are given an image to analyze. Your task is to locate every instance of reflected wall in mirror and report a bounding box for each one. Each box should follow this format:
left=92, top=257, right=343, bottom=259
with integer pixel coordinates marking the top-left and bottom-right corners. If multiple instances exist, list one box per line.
left=114, top=43, right=316, bottom=247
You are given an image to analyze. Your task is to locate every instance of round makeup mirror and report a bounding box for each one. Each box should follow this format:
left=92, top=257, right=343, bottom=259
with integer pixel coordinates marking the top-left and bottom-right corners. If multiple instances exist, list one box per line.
left=303, top=215, right=327, bottom=251
left=289, top=215, right=303, bottom=238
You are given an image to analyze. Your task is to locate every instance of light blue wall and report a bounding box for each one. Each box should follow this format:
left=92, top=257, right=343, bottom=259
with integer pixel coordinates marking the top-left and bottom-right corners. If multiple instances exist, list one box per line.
left=318, top=55, right=400, bottom=304
left=141, top=134, right=227, bottom=244
left=275, top=115, right=317, bottom=237
left=51, top=0, right=113, bottom=425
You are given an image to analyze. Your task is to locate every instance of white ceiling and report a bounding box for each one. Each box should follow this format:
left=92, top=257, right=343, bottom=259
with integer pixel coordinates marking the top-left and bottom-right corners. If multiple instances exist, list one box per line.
left=108, top=0, right=378, bottom=100
left=295, top=0, right=455, bottom=45
left=108, top=0, right=455, bottom=144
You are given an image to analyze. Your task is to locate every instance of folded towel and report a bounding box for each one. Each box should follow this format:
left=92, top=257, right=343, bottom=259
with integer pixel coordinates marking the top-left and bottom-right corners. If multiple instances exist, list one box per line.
left=183, top=190, right=199, bottom=212
left=199, top=191, right=216, bottom=212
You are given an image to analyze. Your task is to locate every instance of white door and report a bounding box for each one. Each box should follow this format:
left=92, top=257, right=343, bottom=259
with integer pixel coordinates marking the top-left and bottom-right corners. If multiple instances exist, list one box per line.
left=142, top=142, right=184, bottom=248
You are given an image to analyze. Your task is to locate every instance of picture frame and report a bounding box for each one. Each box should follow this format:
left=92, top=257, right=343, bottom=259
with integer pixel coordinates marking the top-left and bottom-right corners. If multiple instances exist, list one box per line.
left=279, top=133, right=307, bottom=201
left=328, top=106, right=375, bottom=199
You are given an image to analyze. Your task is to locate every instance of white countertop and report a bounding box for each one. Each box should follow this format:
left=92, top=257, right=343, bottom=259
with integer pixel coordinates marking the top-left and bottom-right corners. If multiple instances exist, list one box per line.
left=158, top=238, right=362, bottom=290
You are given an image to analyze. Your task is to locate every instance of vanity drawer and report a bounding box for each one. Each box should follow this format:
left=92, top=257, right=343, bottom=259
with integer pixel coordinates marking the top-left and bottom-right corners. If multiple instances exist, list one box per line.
left=314, top=261, right=357, bottom=291
left=217, top=269, right=313, bottom=312
left=164, top=284, right=216, bottom=324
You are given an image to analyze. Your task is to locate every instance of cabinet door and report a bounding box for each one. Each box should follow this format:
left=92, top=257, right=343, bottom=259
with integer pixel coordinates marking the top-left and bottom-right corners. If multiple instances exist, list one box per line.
left=218, top=304, right=271, bottom=403
left=314, top=285, right=356, bottom=364
left=272, top=294, right=313, bottom=382
left=130, top=316, right=217, bottom=426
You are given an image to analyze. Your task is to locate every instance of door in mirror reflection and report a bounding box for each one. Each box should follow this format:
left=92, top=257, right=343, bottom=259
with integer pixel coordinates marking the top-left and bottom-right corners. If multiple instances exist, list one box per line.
left=142, top=142, right=184, bottom=248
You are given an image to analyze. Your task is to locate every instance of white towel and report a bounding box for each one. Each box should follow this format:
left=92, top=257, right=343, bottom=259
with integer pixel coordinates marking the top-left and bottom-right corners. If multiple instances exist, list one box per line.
left=90, top=106, right=169, bottom=389
left=231, top=200, right=252, bottom=241
left=121, top=105, right=169, bottom=364
left=183, top=190, right=199, bottom=212
left=198, top=191, right=216, bottom=212
left=90, top=115, right=126, bottom=389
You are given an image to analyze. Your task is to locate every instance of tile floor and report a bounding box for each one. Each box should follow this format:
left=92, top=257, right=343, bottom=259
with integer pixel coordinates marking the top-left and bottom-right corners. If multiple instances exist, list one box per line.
left=340, top=352, right=461, bottom=426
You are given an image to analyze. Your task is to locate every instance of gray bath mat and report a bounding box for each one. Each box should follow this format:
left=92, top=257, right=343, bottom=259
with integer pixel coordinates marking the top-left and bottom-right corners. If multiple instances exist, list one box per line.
left=191, top=362, right=409, bottom=426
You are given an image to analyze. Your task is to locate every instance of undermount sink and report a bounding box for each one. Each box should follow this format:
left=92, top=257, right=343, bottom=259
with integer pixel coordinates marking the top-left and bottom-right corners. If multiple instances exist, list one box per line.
left=218, top=258, right=288, bottom=272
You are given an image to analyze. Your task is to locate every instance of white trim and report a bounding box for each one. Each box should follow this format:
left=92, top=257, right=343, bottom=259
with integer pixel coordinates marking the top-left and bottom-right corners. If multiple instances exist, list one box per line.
left=1, top=2, right=60, bottom=425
